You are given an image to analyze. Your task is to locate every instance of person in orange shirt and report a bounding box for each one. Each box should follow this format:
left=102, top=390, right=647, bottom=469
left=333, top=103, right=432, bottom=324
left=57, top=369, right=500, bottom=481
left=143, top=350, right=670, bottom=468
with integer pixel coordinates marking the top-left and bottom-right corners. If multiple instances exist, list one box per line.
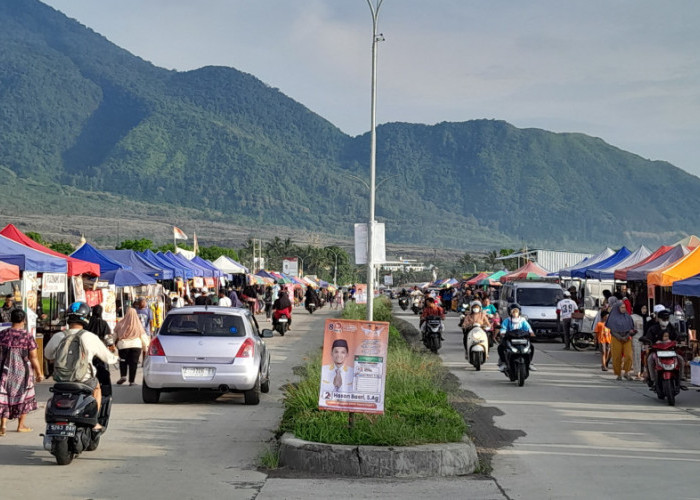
left=595, top=310, right=612, bottom=371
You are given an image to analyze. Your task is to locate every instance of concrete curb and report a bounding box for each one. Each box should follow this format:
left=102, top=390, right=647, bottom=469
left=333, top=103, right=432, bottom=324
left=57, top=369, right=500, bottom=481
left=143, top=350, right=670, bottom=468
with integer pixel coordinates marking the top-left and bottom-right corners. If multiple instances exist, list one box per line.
left=279, top=432, right=479, bottom=477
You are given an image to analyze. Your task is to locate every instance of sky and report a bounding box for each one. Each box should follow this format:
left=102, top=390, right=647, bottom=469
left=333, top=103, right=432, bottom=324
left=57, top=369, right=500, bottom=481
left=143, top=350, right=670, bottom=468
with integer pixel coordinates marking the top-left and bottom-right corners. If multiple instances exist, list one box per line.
left=42, top=0, right=700, bottom=177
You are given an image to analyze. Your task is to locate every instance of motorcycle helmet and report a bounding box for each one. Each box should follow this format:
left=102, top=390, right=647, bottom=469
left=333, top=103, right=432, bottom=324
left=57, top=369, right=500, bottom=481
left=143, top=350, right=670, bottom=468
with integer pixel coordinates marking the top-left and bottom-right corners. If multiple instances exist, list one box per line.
left=469, top=300, right=482, bottom=313
left=66, top=301, right=91, bottom=327
left=656, top=309, right=671, bottom=321
left=508, top=303, right=521, bottom=315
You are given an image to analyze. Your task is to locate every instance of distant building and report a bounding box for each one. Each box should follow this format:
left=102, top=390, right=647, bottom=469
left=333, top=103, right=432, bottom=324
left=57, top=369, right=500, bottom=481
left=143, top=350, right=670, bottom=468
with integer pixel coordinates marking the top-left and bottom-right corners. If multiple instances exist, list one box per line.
left=380, top=256, right=425, bottom=272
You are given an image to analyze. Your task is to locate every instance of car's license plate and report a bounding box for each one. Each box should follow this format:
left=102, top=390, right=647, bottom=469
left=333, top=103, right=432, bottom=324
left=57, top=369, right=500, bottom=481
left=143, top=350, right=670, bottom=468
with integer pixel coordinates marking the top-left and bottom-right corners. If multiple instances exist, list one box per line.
left=46, top=423, right=76, bottom=437
left=182, top=367, right=215, bottom=378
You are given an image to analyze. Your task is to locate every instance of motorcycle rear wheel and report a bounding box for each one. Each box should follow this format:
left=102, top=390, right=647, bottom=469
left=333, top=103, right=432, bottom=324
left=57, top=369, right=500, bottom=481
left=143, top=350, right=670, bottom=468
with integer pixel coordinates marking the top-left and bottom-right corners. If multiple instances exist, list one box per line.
left=663, top=378, right=675, bottom=406
left=571, top=332, right=595, bottom=351
left=430, top=335, right=441, bottom=354
left=53, top=439, right=74, bottom=465
left=86, top=435, right=101, bottom=452
left=473, top=353, right=481, bottom=371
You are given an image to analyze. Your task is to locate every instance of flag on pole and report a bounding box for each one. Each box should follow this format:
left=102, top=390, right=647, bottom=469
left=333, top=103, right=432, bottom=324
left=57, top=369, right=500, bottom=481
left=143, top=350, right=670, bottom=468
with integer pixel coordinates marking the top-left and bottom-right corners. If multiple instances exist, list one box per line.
left=173, top=226, right=188, bottom=240
left=193, top=232, right=199, bottom=255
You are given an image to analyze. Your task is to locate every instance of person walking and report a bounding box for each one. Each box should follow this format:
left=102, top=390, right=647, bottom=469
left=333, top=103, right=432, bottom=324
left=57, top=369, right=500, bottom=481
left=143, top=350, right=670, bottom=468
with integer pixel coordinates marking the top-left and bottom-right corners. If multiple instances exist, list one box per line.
left=0, top=309, right=44, bottom=435
left=606, top=298, right=636, bottom=380
left=113, top=308, right=148, bottom=386
left=557, top=291, right=578, bottom=350
left=594, top=310, right=611, bottom=371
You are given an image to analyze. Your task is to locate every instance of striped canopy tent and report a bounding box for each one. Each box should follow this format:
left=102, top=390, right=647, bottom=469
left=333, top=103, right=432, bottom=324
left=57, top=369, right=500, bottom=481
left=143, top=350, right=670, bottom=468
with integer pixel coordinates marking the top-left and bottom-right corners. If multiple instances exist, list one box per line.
left=500, top=261, right=551, bottom=283
left=672, top=235, right=700, bottom=249
left=439, top=278, right=459, bottom=288
left=247, top=273, right=267, bottom=285
left=269, top=271, right=294, bottom=285
left=478, top=270, right=507, bottom=286
left=613, top=245, right=674, bottom=281
left=465, top=272, right=490, bottom=286
left=647, top=245, right=700, bottom=287
left=255, top=270, right=278, bottom=280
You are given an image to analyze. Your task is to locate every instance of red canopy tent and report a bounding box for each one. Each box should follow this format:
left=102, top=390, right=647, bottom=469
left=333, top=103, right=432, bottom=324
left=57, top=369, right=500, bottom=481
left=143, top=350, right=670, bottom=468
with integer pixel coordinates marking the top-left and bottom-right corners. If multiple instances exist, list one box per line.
left=465, top=272, right=490, bottom=286
left=0, top=260, right=20, bottom=283
left=0, top=224, right=100, bottom=276
left=499, top=261, right=550, bottom=283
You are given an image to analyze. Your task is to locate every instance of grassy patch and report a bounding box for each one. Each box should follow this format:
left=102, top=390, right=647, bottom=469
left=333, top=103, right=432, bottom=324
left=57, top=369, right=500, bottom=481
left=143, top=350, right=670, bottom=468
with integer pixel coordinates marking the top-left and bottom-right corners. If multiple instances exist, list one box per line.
left=259, top=444, right=280, bottom=469
left=279, top=297, right=467, bottom=446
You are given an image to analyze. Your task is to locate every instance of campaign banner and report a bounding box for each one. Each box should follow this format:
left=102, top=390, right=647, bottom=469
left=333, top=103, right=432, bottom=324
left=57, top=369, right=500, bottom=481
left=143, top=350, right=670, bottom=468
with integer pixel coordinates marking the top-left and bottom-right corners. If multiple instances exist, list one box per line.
left=354, top=284, right=367, bottom=304
left=318, top=318, right=390, bottom=414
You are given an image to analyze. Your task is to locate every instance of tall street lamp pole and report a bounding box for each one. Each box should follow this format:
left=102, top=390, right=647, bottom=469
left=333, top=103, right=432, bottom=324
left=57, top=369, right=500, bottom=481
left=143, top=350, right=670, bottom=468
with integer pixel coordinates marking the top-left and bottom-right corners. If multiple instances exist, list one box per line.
left=366, top=0, right=383, bottom=322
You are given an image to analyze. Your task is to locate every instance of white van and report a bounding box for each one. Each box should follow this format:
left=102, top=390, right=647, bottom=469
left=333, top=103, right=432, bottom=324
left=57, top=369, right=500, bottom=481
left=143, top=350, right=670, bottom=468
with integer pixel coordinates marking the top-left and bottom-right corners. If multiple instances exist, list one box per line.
left=498, top=281, right=564, bottom=338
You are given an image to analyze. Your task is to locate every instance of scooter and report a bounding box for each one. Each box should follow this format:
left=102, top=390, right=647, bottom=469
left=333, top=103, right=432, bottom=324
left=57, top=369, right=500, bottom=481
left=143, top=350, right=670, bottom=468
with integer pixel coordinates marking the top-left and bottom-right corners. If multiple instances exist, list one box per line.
left=422, top=316, right=443, bottom=354
left=398, top=296, right=409, bottom=311
left=306, top=301, right=317, bottom=314
left=43, top=382, right=112, bottom=465
left=411, top=297, right=422, bottom=315
left=464, top=325, right=489, bottom=370
left=273, top=313, right=290, bottom=336
left=502, top=329, right=532, bottom=387
left=646, top=339, right=682, bottom=406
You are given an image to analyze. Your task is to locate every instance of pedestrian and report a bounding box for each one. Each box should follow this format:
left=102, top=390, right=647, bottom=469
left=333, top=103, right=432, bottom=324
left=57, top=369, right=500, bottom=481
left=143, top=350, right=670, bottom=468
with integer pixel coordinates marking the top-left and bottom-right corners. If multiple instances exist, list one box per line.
left=606, top=298, right=636, bottom=380
left=594, top=310, right=611, bottom=371
left=0, top=309, right=44, bottom=435
left=113, top=308, right=148, bottom=386
left=218, top=288, right=232, bottom=307
left=557, top=291, right=578, bottom=350
left=263, top=286, right=273, bottom=321
left=333, top=288, right=344, bottom=310
left=86, top=305, right=114, bottom=397
left=134, top=298, right=154, bottom=338
left=631, top=304, right=648, bottom=380
left=0, top=294, right=18, bottom=323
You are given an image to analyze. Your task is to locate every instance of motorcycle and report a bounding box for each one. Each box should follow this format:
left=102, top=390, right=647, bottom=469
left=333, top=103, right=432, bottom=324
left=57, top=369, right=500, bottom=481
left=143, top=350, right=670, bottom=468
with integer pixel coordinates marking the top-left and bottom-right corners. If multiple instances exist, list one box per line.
left=273, top=313, right=290, bottom=336
left=645, top=339, right=682, bottom=406
left=464, top=325, right=489, bottom=370
left=411, top=297, right=422, bottom=315
left=398, top=296, right=409, bottom=311
left=43, top=382, right=112, bottom=465
left=422, top=315, right=443, bottom=354
left=502, top=329, right=532, bottom=387
left=306, top=301, right=317, bottom=314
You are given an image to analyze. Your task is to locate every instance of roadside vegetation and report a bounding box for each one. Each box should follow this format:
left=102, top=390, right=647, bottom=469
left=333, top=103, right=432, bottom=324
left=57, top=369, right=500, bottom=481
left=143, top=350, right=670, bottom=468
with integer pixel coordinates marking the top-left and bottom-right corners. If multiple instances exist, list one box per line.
left=279, top=298, right=466, bottom=446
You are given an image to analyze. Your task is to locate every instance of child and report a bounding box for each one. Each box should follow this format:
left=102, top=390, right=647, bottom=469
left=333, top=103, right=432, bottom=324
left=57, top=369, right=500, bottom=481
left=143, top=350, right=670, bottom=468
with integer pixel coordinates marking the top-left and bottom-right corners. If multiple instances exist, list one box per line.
left=595, top=310, right=612, bottom=371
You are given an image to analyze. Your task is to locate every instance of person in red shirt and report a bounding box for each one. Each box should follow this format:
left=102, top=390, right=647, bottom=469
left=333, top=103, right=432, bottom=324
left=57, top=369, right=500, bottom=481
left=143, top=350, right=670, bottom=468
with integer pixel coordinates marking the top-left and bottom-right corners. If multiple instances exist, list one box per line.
left=420, top=297, right=445, bottom=341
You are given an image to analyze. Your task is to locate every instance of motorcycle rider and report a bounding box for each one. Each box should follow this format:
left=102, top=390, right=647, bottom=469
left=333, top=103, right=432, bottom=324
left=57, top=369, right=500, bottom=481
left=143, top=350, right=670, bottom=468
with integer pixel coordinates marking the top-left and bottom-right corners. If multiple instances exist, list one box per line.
left=497, top=304, right=536, bottom=372
left=420, top=297, right=445, bottom=341
left=272, top=285, right=293, bottom=330
left=305, top=285, right=320, bottom=311
left=462, top=300, right=491, bottom=349
left=43, top=302, right=118, bottom=430
left=644, top=309, right=686, bottom=389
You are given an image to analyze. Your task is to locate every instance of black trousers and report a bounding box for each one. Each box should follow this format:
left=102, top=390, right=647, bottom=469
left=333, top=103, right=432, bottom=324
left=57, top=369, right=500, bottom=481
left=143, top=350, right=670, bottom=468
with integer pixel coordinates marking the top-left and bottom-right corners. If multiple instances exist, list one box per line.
left=119, top=347, right=141, bottom=383
left=93, top=358, right=112, bottom=397
left=560, top=318, right=572, bottom=347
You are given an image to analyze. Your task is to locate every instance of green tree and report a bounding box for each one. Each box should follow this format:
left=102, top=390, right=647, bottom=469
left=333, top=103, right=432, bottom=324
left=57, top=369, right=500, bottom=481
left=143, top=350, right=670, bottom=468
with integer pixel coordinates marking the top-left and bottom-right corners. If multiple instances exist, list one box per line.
left=116, top=238, right=153, bottom=252
left=49, top=241, right=74, bottom=255
left=26, top=232, right=46, bottom=245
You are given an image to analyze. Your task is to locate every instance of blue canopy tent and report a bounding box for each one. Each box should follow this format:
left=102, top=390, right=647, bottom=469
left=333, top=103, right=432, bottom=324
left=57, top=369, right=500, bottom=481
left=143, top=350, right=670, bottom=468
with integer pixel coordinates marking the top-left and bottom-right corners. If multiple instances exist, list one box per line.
left=191, top=256, right=226, bottom=279
left=570, top=247, right=631, bottom=279
left=672, top=273, right=700, bottom=297
left=559, top=248, right=614, bottom=278
left=167, top=251, right=212, bottom=278
left=102, top=249, right=173, bottom=280
left=0, top=235, right=67, bottom=272
left=585, top=246, right=651, bottom=280
left=71, top=243, right=126, bottom=273
left=100, top=268, right=157, bottom=287
left=140, top=250, right=187, bottom=279
left=156, top=252, right=194, bottom=279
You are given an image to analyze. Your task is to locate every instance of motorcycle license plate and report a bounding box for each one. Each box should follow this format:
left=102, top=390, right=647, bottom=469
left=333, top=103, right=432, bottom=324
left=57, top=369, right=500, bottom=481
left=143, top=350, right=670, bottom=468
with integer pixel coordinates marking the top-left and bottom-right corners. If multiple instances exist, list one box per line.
left=657, top=351, right=676, bottom=358
left=46, top=423, right=76, bottom=437
left=278, top=318, right=288, bottom=323
left=510, top=339, right=528, bottom=345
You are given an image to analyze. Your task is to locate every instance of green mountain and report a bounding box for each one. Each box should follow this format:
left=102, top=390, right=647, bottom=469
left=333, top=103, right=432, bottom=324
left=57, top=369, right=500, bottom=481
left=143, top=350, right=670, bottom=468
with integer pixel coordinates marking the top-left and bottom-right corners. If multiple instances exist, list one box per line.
left=2, top=0, right=700, bottom=252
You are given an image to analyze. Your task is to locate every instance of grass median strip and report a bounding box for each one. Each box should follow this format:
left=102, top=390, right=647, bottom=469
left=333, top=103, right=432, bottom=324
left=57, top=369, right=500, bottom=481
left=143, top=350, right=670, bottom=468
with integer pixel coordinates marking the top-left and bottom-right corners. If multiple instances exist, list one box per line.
left=279, top=299, right=467, bottom=446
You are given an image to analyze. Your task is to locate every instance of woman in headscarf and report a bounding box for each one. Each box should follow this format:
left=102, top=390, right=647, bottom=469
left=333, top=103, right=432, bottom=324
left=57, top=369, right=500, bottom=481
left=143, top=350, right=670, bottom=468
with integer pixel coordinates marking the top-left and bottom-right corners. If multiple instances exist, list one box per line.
left=87, top=305, right=115, bottom=396
left=0, top=309, right=44, bottom=435
left=272, top=286, right=293, bottom=330
left=113, top=308, right=147, bottom=386
left=606, top=298, right=636, bottom=380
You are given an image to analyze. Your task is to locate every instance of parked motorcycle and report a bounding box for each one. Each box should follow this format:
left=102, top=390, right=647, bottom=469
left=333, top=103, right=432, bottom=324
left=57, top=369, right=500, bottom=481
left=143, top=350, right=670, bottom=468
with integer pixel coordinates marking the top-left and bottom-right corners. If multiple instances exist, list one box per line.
left=422, top=315, right=443, bottom=354
left=398, top=296, right=409, bottom=311
left=464, top=326, right=489, bottom=370
left=501, top=329, right=532, bottom=387
left=43, top=382, right=112, bottom=465
left=645, top=339, right=683, bottom=406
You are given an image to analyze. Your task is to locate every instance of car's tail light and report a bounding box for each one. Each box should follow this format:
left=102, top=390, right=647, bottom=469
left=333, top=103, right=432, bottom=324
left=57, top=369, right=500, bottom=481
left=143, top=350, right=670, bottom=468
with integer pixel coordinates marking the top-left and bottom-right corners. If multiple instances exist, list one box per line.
left=235, top=338, right=255, bottom=358
left=148, top=337, right=166, bottom=356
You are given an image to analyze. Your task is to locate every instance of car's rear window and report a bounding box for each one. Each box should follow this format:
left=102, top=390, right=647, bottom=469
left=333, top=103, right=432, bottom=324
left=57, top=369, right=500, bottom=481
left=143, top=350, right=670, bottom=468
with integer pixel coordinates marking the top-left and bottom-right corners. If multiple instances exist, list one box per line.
left=160, top=313, right=246, bottom=337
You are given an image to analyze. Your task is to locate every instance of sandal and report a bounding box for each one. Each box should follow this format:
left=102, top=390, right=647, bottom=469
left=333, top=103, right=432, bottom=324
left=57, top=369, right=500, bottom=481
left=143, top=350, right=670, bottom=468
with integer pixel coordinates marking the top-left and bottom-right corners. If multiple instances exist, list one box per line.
left=0, top=428, right=6, bottom=437
left=17, top=427, right=32, bottom=433
left=623, top=373, right=633, bottom=381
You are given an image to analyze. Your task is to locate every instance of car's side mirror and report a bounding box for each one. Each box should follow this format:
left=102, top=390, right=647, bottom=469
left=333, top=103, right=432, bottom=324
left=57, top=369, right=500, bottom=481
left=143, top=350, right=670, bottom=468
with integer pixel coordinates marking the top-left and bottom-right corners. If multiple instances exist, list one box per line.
left=261, top=328, right=274, bottom=338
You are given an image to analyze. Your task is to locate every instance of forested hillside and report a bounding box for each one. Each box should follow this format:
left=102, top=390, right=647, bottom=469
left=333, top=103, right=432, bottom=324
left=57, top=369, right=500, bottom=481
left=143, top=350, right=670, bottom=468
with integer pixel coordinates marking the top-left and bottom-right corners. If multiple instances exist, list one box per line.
left=2, top=0, right=700, bottom=252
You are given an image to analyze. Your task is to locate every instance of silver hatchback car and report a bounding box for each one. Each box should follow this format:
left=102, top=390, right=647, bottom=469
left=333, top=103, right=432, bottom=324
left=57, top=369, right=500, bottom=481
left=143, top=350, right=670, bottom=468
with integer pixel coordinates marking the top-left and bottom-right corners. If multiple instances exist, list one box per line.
left=142, top=306, right=271, bottom=405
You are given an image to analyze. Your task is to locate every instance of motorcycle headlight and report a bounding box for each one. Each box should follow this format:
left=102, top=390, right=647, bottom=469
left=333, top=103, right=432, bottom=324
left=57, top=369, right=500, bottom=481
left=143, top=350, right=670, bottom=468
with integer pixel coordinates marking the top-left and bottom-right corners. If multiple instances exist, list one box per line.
left=510, top=346, right=519, bottom=352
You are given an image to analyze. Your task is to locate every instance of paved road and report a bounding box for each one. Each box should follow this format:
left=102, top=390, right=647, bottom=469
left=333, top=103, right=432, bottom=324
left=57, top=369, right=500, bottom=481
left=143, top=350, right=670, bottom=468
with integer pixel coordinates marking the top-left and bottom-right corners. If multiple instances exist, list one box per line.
left=0, top=307, right=332, bottom=500
left=395, top=307, right=700, bottom=500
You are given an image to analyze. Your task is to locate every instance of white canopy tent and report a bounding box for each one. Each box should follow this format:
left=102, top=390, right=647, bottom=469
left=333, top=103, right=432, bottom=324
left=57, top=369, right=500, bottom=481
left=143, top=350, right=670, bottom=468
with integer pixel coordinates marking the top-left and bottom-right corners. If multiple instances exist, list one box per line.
left=212, top=255, right=248, bottom=275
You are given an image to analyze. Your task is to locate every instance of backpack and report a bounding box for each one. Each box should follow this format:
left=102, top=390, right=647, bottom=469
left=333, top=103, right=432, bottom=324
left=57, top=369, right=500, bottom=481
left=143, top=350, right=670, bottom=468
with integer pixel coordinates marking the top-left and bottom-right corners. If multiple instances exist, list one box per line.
left=52, top=330, right=91, bottom=382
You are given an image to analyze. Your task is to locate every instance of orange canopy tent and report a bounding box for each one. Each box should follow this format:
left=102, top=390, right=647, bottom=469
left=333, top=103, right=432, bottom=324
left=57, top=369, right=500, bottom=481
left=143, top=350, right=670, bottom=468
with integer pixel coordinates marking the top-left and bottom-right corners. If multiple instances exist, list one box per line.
left=500, top=261, right=550, bottom=283
left=0, top=224, right=99, bottom=276
left=647, top=244, right=700, bottom=287
left=0, top=260, right=20, bottom=283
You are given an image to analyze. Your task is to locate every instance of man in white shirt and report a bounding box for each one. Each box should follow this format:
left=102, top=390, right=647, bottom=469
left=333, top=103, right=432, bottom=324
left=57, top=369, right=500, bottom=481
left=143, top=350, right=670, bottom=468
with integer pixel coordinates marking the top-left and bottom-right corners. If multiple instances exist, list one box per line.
left=557, top=291, right=579, bottom=350
left=217, top=288, right=232, bottom=307
left=320, top=339, right=355, bottom=399
left=44, top=302, right=119, bottom=429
